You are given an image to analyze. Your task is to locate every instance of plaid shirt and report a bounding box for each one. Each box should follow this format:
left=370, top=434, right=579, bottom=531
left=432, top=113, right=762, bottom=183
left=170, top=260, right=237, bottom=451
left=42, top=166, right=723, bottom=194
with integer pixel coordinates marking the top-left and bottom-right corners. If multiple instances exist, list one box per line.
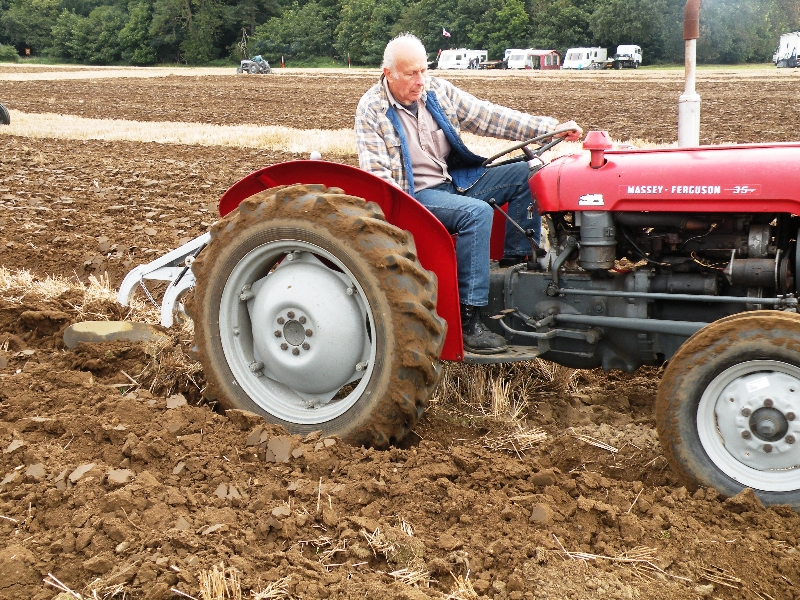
left=355, top=75, right=559, bottom=194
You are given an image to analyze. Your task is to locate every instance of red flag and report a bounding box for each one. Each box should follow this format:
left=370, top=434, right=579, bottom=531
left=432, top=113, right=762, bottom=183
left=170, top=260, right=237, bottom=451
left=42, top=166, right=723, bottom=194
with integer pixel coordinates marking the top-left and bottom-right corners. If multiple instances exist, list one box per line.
left=442, top=28, right=451, bottom=38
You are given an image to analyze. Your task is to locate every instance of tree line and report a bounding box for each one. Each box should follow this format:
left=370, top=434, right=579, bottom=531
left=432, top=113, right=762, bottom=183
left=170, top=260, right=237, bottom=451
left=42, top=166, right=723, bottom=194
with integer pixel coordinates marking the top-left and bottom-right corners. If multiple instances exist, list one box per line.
left=0, top=0, right=798, bottom=67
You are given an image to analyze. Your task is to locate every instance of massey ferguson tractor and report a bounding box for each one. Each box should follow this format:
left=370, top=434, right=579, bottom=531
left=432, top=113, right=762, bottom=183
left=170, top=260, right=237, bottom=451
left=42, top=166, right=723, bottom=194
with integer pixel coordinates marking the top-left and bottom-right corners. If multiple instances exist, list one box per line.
left=119, top=1, right=800, bottom=508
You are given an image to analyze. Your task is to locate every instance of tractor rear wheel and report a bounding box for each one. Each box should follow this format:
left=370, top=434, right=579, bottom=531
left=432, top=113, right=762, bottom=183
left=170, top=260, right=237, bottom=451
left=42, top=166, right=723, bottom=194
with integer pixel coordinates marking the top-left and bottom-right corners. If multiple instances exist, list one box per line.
left=656, top=311, right=800, bottom=507
left=0, top=103, right=9, bottom=125
left=248, top=64, right=260, bottom=74
left=189, top=184, right=446, bottom=447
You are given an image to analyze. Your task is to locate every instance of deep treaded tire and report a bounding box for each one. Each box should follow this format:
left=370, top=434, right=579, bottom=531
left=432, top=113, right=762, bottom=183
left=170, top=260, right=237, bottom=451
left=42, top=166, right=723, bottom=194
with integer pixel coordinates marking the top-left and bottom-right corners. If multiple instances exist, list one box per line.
left=190, top=184, right=446, bottom=447
left=656, top=310, right=800, bottom=507
left=0, top=103, right=9, bottom=125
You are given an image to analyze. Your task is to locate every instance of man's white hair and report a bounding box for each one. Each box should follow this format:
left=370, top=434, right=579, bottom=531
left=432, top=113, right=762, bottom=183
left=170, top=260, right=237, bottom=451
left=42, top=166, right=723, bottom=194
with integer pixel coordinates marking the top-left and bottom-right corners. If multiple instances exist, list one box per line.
left=382, top=33, right=427, bottom=73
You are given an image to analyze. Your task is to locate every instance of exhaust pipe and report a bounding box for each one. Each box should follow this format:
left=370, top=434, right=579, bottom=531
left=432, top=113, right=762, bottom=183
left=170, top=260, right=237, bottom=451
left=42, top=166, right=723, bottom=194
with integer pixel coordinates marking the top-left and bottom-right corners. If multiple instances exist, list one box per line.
left=678, top=0, right=702, bottom=147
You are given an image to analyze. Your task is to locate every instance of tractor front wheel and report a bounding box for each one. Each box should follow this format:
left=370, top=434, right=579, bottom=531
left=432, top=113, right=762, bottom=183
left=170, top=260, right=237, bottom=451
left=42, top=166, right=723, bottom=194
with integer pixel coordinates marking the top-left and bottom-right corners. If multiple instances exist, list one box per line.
left=656, top=311, right=800, bottom=507
left=189, top=185, right=446, bottom=447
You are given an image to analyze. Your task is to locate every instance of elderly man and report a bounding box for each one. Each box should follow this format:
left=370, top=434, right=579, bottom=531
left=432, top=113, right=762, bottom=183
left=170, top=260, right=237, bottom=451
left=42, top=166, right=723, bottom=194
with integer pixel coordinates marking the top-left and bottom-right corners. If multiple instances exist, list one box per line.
left=355, top=33, right=582, bottom=354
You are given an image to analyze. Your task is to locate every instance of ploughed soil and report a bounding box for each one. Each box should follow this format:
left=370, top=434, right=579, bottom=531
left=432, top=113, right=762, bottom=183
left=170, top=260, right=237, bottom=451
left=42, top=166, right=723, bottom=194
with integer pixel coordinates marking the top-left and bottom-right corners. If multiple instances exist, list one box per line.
left=1, top=68, right=800, bottom=600
left=2, top=67, right=800, bottom=144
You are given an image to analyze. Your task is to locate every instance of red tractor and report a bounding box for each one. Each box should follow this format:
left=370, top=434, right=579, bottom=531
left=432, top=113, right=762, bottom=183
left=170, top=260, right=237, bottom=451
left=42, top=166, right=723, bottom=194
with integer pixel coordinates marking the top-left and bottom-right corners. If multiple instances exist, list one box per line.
left=118, top=3, right=800, bottom=507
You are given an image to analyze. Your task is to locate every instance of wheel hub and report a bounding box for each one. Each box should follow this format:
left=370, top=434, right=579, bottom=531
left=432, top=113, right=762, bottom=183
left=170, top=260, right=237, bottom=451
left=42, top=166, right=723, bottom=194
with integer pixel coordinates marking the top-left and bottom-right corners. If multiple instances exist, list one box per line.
left=282, top=318, right=307, bottom=346
left=248, top=252, right=368, bottom=396
left=711, top=368, right=800, bottom=470
left=750, top=407, right=789, bottom=441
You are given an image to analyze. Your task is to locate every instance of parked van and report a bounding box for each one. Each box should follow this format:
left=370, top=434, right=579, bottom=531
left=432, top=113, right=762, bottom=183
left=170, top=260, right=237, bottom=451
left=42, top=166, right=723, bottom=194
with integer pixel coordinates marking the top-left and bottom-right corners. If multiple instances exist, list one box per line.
left=562, top=47, right=607, bottom=69
left=437, top=49, right=488, bottom=70
left=613, top=45, right=642, bottom=69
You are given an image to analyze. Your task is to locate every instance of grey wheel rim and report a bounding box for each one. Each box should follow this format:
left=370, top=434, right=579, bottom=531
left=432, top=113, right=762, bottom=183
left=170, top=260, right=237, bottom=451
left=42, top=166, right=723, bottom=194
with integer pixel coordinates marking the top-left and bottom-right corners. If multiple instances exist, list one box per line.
left=698, top=360, right=800, bottom=491
left=218, top=238, right=377, bottom=424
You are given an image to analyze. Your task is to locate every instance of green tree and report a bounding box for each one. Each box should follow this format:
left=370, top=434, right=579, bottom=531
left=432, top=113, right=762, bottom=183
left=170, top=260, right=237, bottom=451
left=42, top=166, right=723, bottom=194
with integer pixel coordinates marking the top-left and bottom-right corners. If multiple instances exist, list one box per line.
left=698, top=0, right=775, bottom=63
left=119, top=0, right=158, bottom=64
left=230, top=0, right=277, bottom=36
left=468, top=0, right=530, bottom=59
left=0, top=0, right=61, bottom=54
left=51, top=4, right=126, bottom=63
left=181, top=0, right=225, bottom=63
left=50, top=9, right=83, bottom=58
left=529, top=0, right=595, bottom=51
left=334, top=0, right=403, bottom=64
left=393, top=0, right=458, bottom=58
left=590, top=0, right=674, bottom=64
left=150, top=0, right=187, bottom=62
left=252, top=1, right=334, bottom=60
left=61, top=0, right=112, bottom=16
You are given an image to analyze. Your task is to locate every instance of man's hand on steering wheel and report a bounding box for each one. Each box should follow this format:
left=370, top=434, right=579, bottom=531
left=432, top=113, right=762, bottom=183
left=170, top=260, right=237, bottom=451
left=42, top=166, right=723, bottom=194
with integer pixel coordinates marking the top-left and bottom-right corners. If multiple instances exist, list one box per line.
left=555, top=120, right=583, bottom=142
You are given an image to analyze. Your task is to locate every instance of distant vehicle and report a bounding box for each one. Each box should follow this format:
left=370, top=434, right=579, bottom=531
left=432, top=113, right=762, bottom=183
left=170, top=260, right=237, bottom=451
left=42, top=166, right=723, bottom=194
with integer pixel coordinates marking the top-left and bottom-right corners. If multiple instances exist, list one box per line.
left=506, top=49, right=560, bottom=70
left=774, top=32, right=800, bottom=67
left=238, top=55, right=271, bottom=74
left=437, top=49, right=487, bottom=70
left=562, top=47, right=607, bottom=70
left=478, top=59, right=507, bottom=70
left=612, top=45, right=642, bottom=69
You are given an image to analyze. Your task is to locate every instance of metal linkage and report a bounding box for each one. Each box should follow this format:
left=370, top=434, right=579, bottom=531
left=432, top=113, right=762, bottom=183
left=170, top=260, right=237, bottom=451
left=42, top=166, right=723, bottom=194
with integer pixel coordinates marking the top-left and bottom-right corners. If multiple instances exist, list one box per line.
left=556, top=287, right=798, bottom=308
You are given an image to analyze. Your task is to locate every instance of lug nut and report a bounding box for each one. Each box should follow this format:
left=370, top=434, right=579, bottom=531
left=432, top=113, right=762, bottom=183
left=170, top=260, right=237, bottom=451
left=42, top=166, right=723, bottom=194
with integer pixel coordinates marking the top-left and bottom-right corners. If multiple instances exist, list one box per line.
left=742, top=430, right=752, bottom=439
left=742, top=408, right=752, bottom=417
left=764, top=444, right=773, bottom=453
left=299, top=316, right=306, bottom=324
left=274, top=330, right=282, bottom=337
left=764, top=399, right=774, bottom=408
left=292, top=348, right=300, bottom=356
left=281, top=343, right=288, bottom=351
left=287, top=311, right=295, bottom=319
left=788, top=412, right=796, bottom=421
left=277, top=317, right=285, bottom=324
left=302, top=342, right=310, bottom=350
left=305, top=329, right=313, bottom=337
left=787, top=435, right=796, bottom=444
left=239, top=286, right=255, bottom=301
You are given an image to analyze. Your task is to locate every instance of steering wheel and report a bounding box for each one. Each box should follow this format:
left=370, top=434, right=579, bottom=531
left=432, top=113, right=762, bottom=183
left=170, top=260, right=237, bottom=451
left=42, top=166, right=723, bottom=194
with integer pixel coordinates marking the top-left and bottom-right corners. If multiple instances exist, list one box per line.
left=481, top=127, right=578, bottom=169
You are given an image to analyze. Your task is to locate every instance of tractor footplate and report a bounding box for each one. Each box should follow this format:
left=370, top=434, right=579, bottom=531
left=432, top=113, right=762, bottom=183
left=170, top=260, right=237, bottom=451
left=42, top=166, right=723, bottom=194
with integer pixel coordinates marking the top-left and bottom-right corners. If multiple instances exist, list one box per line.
left=462, top=344, right=543, bottom=364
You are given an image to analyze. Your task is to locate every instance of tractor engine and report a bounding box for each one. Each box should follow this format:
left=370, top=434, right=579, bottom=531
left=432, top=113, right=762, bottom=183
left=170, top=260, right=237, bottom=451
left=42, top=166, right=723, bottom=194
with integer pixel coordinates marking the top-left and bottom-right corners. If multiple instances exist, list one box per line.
left=487, top=210, right=797, bottom=372
left=481, top=139, right=800, bottom=373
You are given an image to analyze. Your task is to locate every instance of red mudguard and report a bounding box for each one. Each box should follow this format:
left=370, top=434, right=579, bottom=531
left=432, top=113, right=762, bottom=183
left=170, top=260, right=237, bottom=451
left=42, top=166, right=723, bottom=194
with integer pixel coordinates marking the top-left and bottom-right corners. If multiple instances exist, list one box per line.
left=217, top=160, right=467, bottom=361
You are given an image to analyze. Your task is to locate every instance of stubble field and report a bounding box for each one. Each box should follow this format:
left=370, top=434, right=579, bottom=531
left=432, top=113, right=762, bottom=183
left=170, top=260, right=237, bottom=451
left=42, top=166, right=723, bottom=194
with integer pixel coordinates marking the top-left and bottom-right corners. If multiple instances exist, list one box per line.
left=1, top=65, right=800, bottom=600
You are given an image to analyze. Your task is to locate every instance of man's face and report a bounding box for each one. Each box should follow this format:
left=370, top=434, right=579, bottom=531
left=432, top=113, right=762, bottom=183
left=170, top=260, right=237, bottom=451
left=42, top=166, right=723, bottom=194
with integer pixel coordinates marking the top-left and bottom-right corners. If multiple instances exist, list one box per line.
left=384, top=54, right=427, bottom=106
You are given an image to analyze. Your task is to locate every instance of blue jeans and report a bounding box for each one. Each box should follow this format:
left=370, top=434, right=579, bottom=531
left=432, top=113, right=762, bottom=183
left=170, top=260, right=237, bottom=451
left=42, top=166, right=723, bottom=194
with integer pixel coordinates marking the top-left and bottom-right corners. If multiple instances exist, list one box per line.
left=414, top=161, right=540, bottom=306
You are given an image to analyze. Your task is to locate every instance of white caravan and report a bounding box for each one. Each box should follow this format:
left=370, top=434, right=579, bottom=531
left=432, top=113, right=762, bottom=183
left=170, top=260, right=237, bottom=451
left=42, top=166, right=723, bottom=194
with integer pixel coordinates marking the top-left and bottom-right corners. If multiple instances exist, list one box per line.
left=437, top=49, right=488, bottom=69
left=774, top=32, right=800, bottom=67
left=562, top=47, right=607, bottom=69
